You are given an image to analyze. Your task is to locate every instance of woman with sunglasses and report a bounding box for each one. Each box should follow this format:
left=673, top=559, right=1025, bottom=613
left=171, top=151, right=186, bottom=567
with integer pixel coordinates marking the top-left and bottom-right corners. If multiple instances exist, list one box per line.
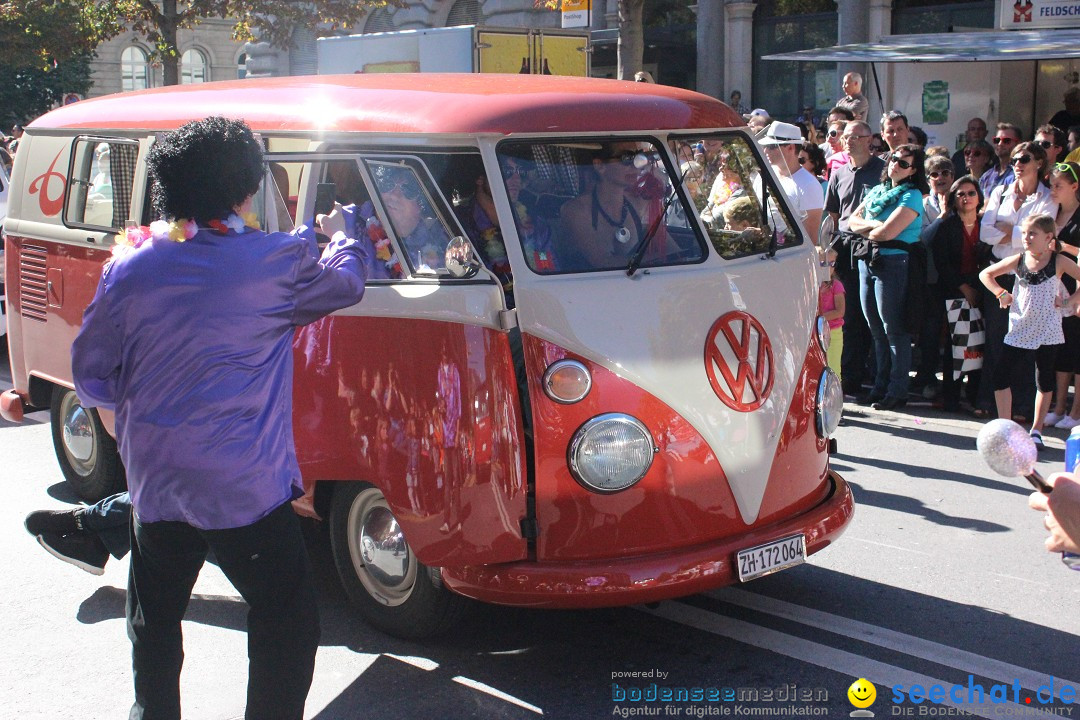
left=979, top=142, right=1056, bottom=419
left=930, top=176, right=986, bottom=412
left=1045, top=162, right=1080, bottom=430
left=961, top=139, right=994, bottom=181
left=848, top=143, right=930, bottom=410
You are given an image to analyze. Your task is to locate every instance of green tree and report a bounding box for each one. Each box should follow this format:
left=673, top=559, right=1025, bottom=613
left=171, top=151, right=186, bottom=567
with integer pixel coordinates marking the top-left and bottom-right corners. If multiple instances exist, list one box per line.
left=1, top=1, right=390, bottom=88
left=0, top=53, right=94, bottom=127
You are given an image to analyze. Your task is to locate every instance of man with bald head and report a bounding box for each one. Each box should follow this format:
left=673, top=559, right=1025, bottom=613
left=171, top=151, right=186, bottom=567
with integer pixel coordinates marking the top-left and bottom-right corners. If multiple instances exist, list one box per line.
left=836, top=73, right=869, bottom=122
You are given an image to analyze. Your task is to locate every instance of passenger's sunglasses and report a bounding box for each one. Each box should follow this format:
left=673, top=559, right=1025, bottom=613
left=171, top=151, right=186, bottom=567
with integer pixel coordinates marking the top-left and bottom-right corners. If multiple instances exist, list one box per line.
left=1011, top=154, right=1033, bottom=166
left=501, top=164, right=525, bottom=179
left=1056, top=162, right=1079, bottom=183
left=889, top=154, right=913, bottom=170
left=376, top=174, right=423, bottom=200
left=992, top=137, right=1017, bottom=145
left=929, top=170, right=953, bottom=179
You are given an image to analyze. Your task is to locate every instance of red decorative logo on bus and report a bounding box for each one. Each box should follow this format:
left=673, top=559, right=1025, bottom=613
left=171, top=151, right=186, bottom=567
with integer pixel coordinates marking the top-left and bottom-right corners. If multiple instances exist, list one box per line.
left=1014, top=0, right=1033, bottom=23
left=704, top=311, right=774, bottom=411
left=29, top=149, right=67, bottom=217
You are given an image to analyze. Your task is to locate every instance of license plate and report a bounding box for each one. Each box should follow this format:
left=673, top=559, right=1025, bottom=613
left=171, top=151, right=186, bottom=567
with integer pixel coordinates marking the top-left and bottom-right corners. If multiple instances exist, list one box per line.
left=737, top=534, right=805, bottom=581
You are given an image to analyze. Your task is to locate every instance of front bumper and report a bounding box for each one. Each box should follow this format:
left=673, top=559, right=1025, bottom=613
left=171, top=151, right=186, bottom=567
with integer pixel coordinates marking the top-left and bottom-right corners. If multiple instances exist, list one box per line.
left=441, top=469, right=853, bottom=608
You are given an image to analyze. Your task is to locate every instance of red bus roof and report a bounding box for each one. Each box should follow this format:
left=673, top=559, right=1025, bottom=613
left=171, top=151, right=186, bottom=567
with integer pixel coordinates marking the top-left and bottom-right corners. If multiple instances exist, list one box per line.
left=30, top=74, right=740, bottom=136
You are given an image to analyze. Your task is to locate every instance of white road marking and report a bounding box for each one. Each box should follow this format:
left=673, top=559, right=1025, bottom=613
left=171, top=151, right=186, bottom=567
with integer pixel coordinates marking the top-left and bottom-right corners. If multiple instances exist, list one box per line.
left=382, top=652, right=440, bottom=671
left=710, top=587, right=1080, bottom=697
left=845, top=536, right=933, bottom=555
left=639, top=601, right=1061, bottom=719
left=452, top=676, right=545, bottom=715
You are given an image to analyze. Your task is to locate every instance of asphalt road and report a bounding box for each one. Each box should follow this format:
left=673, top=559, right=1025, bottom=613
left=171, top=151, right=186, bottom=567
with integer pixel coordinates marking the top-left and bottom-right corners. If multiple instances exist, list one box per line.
left=2, top=349, right=1079, bottom=719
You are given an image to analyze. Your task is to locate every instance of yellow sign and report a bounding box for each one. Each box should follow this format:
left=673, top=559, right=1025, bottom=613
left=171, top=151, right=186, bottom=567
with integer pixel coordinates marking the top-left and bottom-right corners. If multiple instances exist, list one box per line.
left=562, top=0, right=590, bottom=29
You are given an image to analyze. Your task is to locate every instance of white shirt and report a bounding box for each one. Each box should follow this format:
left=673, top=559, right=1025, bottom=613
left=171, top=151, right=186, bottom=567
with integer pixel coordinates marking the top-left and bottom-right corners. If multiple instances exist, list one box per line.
left=790, top=166, right=825, bottom=214
left=980, top=182, right=1056, bottom=260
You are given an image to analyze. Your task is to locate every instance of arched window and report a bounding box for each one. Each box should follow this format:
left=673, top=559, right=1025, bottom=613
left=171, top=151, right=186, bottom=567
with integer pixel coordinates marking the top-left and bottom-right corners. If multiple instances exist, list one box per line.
left=181, top=48, right=208, bottom=84
left=446, top=0, right=482, bottom=26
left=364, top=8, right=394, bottom=33
left=237, top=52, right=248, bottom=79
left=121, top=46, right=150, bottom=92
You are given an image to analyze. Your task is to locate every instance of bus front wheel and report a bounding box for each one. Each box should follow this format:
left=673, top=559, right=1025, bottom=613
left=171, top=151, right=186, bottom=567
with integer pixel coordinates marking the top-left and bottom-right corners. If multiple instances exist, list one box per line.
left=50, top=387, right=126, bottom=502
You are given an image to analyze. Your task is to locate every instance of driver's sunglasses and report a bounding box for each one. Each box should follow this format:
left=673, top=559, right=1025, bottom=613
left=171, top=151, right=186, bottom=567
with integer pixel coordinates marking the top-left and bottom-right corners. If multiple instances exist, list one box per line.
left=889, top=154, right=913, bottom=169
left=501, top=164, right=526, bottom=180
left=376, top=174, right=422, bottom=200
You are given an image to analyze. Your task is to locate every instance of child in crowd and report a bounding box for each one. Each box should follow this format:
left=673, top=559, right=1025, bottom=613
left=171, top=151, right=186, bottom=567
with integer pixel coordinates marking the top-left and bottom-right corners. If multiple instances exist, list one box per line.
left=979, top=214, right=1080, bottom=449
left=818, top=246, right=845, bottom=380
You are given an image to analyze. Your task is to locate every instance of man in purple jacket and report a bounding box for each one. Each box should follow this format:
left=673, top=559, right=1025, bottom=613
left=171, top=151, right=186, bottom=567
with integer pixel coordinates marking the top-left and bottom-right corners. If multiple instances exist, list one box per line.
left=71, top=117, right=367, bottom=720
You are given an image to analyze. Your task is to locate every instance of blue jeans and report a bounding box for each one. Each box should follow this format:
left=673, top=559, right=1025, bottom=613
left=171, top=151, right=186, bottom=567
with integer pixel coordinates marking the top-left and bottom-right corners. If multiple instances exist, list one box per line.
left=81, top=491, right=132, bottom=559
left=859, top=254, right=911, bottom=398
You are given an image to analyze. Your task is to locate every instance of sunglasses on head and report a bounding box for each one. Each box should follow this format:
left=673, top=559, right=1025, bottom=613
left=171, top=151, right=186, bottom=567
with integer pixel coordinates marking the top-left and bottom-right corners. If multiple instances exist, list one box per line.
left=1056, top=162, right=1079, bottom=182
left=1011, top=154, right=1033, bottom=165
left=929, top=170, right=953, bottom=179
left=889, top=154, right=913, bottom=169
left=993, top=137, right=1017, bottom=145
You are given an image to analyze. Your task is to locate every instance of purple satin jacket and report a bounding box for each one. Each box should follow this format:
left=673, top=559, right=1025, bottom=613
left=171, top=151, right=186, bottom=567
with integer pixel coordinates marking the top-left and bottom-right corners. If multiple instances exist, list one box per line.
left=72, top=227, right=367, bottom=529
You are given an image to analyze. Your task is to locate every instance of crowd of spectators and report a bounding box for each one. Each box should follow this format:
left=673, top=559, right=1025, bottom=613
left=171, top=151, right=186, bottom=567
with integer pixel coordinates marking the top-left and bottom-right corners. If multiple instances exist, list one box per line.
left=736, top=83, right=1080, bottom=448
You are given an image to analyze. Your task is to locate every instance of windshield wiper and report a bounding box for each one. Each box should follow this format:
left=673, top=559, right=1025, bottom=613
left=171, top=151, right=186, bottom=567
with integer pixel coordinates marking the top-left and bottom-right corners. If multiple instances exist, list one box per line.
left=626, top=166, right=690, bottom=277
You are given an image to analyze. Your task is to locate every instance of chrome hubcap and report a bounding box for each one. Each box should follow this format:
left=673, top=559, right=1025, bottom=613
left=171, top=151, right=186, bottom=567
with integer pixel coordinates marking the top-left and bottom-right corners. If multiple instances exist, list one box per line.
left=347, top=488, right=416, bottom=606
left=60, top=393, right=97, bottom=476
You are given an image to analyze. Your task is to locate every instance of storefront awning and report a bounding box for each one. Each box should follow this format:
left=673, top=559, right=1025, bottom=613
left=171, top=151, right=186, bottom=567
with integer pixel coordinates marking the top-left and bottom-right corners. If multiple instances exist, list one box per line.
left=762, top=28, right=1080, bottom=63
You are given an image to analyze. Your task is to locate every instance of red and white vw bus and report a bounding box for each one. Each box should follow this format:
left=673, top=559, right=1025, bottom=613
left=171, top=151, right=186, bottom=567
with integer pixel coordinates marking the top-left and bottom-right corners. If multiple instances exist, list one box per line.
left=1, top=74, right=852, bottom=638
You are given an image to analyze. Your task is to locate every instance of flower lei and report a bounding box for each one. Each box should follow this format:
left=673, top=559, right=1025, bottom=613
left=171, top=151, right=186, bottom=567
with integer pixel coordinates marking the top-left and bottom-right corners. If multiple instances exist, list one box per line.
left=514, top=200, right=555, bottom=272
left=356, top=202, right=403, bottom=278
left=113, top=212, right=257, bottom=258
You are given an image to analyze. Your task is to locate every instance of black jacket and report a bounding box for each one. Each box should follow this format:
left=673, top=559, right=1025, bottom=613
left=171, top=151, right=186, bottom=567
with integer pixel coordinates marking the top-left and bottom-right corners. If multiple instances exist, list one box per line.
left=930, top=214, right=981, bottom=300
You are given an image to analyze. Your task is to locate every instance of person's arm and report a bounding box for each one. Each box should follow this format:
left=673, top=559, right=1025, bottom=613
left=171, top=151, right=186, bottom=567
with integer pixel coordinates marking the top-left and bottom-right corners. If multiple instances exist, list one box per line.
left=1029, top=473, right=1080, bottom=555
left=867, top=205, right=919, bottom=242
left=71, top=270, right=123, bottom=411
left=291, top=208, right=369, bottom=326
left=804, top=208, right=822, bottom=245
left=978, top=185, right=1006, bottom=248
left=846, top=200, right=877, bottom=235
left=1057, top=254, right=1080, bottom=313
left=979, top=253, right=1021, bottom=306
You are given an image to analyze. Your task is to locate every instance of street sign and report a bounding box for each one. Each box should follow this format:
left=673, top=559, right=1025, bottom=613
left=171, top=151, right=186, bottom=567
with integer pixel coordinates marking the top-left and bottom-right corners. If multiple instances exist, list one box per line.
left=561, top=0, right=590, bottom=29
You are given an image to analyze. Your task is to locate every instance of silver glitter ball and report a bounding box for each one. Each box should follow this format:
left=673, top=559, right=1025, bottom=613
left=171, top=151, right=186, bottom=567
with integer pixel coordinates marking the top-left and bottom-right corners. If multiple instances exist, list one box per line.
left=976, top=419, right=1037, bottom=477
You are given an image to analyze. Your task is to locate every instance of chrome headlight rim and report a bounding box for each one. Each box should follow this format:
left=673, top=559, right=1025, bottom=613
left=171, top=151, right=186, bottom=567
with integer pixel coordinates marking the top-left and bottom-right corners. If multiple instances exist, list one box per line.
left=815, top=368, right=844, bottom=438
left=542, top=359, right=592, bottom=404
left=567, top=412, right=656, bottom=494
left=816, top=315, right=830, bottom=353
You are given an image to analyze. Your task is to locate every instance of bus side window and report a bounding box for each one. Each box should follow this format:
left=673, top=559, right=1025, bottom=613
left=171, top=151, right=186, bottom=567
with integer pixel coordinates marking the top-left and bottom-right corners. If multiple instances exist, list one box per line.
left=64, top=138, right=138, bottom=232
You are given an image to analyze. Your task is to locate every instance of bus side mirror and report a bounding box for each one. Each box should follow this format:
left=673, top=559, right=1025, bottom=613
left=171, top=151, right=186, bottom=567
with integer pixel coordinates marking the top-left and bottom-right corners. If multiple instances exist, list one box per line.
left=445, top=236, right=480, bottom=279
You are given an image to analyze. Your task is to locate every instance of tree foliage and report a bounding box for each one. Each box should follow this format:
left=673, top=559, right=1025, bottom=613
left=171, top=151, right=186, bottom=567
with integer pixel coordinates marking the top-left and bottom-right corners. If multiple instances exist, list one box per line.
left=0, top=53, right=93, bottom=127
left=1, top=1, right=391, bottom=88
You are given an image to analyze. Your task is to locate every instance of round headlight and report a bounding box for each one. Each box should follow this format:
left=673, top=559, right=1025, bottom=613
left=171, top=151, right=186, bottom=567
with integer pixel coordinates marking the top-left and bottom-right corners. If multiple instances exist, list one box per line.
left=816, top=315, right=830, bottom=354
left=568, top=413, right=657, bottom=493
left=816, top=368, right=844, bottom=438
left=543, top=360, right=592, bottom=404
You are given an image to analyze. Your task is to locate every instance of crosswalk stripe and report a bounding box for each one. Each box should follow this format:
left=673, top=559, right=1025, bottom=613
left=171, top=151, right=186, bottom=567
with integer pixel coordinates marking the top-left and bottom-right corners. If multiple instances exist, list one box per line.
left=639, top=601, right=1061, bottom=719
left=710, top=587, right=1080, bottom=697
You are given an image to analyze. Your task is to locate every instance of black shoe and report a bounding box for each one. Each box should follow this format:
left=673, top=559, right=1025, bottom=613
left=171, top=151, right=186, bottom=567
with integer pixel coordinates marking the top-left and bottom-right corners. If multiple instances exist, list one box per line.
left=857, top=391, right=885, bottom=406
left=872, top=396, right=907, bottom=411
left=36, top=531, right=108, bottom=575
left=24, top=508, right=79, bottom=537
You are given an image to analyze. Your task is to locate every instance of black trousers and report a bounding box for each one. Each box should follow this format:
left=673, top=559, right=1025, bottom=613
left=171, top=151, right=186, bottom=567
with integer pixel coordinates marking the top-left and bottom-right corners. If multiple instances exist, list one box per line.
left=838, top=265, right=874, bottom=390
left=126, top=501, right=320, bottom=720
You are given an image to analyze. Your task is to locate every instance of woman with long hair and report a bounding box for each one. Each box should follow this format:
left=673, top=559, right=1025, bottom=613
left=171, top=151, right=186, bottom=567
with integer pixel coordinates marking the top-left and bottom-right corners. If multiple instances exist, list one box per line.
left=931, top=176, right=985, bottom=411
left=849, top=143, right=930, bottom=410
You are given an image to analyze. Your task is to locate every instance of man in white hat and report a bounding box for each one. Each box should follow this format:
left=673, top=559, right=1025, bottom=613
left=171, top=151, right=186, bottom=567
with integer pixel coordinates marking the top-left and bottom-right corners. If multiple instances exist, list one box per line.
left=759, top=120, right=824, bottom=245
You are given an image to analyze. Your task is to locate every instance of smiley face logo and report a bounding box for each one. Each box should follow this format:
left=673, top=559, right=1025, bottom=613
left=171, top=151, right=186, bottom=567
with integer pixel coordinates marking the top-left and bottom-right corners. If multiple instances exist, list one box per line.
left=848, top=678, right=876, bottom=709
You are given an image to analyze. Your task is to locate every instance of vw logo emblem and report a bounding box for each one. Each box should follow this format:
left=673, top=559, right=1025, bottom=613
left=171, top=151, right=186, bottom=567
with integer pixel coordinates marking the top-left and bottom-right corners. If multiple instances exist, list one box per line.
left=704, top=311, right=774, bottom=411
